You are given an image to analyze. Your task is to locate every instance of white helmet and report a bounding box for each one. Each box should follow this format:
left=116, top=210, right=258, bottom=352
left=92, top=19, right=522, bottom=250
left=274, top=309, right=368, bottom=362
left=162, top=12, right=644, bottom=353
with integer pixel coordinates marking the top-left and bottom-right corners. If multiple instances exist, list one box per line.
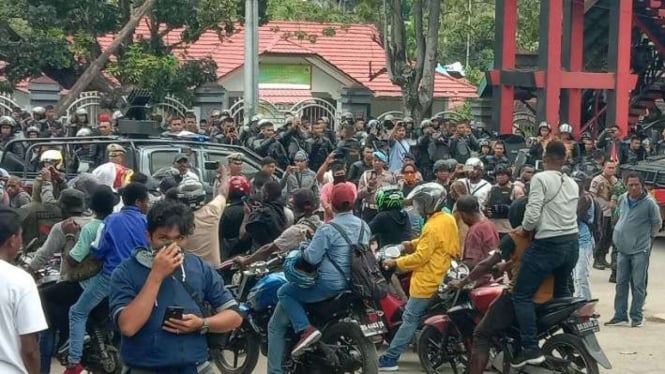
left=75, top=108, right=88, bottom=116
left=32, top=106, right=46, bottom=115
left=465, top=157, right=484, bottom=170
left=40, top=150, right=63, bottom=169
left=76, top=128, right=92, bottom=137
left=559, top=123, right=573, bottom=134
left=407, top=182, right=447, bottom=217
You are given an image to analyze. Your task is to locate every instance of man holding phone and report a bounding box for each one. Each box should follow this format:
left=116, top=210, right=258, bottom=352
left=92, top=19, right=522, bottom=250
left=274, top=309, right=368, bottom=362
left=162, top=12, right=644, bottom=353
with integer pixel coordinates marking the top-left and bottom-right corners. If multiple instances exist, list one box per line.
left=358, top=151, right=396, bottom=222
left=110, top=199, right=242, bottom=374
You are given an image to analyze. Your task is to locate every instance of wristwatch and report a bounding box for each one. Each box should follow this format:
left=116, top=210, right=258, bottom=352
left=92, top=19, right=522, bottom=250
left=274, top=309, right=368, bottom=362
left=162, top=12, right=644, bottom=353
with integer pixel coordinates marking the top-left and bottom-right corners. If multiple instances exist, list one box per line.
left=199, top=318, right=209, bottom=335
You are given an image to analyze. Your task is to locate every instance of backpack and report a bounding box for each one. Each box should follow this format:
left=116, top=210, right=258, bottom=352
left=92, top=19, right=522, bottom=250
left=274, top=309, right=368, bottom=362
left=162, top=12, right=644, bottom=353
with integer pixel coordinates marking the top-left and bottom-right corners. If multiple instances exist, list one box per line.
left=327, top=222, right=389, bottom=302
left=581, top=193, right=604, bottom=244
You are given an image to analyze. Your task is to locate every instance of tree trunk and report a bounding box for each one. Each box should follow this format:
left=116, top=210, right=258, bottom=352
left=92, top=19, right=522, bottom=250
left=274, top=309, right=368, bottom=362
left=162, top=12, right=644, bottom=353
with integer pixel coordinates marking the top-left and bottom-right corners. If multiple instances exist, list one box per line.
left=56, top=0, right=157, bottom=115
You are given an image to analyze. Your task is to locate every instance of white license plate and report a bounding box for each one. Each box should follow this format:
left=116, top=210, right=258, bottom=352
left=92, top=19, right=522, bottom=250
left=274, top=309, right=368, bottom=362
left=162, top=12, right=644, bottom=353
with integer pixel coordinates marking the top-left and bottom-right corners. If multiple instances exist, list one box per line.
left=576, top=318, right=600, bottom=335
left=360, top=320, right=387, bottom=337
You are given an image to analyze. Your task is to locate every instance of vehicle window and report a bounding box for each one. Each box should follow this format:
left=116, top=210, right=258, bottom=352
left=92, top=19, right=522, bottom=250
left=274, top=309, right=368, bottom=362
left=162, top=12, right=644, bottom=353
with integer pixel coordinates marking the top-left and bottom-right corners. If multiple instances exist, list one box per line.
left=206, top=152, right=260, bottom=179
left=149, top=149, right=201, bottom=180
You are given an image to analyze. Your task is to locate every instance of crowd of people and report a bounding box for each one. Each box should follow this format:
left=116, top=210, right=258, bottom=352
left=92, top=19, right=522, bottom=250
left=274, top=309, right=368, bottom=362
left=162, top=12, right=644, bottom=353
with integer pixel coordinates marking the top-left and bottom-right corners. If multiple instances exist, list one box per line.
left=0, top=103, right=662, bottom=374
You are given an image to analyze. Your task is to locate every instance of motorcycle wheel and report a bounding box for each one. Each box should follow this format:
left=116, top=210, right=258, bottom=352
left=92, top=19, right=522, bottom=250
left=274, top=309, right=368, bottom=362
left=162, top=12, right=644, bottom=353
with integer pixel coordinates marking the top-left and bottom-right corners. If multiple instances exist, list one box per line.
left=417, top=325, right=469, bottom=374
left=541, top=334, right=599, bottom=374
left=88, top=345, right=122, bottom=374
left=322, top=321, right=379, bottom=373
left=213, top=330, right=261, bottom=374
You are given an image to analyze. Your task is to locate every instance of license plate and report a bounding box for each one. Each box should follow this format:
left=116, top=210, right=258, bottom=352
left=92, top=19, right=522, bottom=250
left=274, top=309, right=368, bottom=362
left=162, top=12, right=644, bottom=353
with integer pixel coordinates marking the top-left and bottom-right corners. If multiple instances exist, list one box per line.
left=576, top=318, right=600, bottom=335
left=359, top=320, right=387, bottom=337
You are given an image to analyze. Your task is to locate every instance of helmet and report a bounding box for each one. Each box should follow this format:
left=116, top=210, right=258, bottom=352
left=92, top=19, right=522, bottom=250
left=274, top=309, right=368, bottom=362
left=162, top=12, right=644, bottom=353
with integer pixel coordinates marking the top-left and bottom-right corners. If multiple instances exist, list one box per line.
left=383, top=114, right=395, bottom=123
left=403, top=116, right=414, bottom=124
left=572, top=170, right=588, bottom=183
left=465, top=157, right=484, bottom=170
left=494, top=165, right=511, bottom=176
left=210, top=109, right=222, bottom=117
left=479, top=138, right=490, bottom=147
left=75, top=108, right=88, bottom=116
left=341, top=111, right=354, bottom=120
left=559, top=123, right=573, bottom=134
left=375, top=185, right=404, bottom=211
left=176, top=179, right=206, bottom=210
left=283, top=249, right=318, bottom=288
left=40, top=150, right=63, bottom=169
left=538, top=121, right=551, bottom=130
left=433, top=159, right=457, bottom=172
left=581, top=131, right=592, bottom=140
left=367, top=119, right=380, bottom=128
left=76, top=128, right=92, bottom=137
left=229, top=175, right=251, bottom=197
left=26, top=126, right=40, bottom=135
left=32, top=106, right=46, bottom=115
left=407, top=182, right=446, bottom=217
left=0, top=116, right=16, bottom=127
left=643, top=138, right=652, bottom=147
left=420, top=119, right=433, bottom=129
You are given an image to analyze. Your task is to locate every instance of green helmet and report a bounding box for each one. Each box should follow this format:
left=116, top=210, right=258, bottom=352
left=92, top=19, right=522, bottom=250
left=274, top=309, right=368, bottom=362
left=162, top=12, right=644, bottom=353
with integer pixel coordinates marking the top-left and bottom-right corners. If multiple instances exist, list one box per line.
left=376, top=185, right=404, bottom=211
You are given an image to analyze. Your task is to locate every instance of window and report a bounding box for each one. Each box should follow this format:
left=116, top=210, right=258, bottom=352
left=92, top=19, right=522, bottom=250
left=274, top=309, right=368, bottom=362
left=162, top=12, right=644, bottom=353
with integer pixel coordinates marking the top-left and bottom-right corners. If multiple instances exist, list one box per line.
left=205, top=152, right=259, bottom=180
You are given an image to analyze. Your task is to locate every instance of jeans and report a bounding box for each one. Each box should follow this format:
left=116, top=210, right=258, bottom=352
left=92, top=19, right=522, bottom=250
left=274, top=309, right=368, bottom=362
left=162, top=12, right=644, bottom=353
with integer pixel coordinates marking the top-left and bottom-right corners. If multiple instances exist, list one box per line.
left=383, top=297, right=431, bottom=360
left=39, top=281, right=83, bottom=373
left=574, top=240, right=594, bottom=300
left=513, top=236, right=579, bottom=350
left=69, top=272, right=111, bottom=363
left=613, top=251, right=649, bottom=323
left=267, top=283, right=340, bottom=374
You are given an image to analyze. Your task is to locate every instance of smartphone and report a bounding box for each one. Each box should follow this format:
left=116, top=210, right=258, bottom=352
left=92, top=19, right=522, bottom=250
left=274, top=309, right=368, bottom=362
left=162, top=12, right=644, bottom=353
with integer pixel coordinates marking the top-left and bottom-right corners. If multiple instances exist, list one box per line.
left=162, top=306, right=184, bottom=325
left=204, top=160, right=220, bottom=170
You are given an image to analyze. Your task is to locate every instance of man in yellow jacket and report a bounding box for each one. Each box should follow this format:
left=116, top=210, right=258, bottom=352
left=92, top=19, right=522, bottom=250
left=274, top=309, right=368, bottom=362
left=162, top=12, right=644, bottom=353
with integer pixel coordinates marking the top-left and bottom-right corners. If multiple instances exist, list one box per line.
left=380, top=183, right=460, bottom=371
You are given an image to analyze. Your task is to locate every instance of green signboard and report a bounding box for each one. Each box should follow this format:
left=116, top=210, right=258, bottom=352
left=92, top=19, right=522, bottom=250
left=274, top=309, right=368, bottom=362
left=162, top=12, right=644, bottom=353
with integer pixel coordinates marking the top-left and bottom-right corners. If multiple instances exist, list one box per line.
left=259, top=64, right=311, bottom=89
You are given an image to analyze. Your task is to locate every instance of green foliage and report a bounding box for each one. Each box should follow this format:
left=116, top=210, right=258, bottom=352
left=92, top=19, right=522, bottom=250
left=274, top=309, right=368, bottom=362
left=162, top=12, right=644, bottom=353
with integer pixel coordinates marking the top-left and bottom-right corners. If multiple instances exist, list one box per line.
left=452, top=99, right=473, bottom=121
left=266, top=0, right=381, bottom=24
left=0, top=0, right=235, bottom=101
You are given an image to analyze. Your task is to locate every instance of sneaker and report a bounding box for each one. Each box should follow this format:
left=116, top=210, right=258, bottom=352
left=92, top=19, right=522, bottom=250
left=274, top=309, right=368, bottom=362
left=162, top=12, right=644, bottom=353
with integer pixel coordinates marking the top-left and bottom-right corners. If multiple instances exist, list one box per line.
left=592, top=261, right=606, bottom=270
left=63, top=363, right=84, bottom=374
left=511, top=348, right=546, bottom=368
left=631, top=320, right=643, bottom=328
left=598, top=258, right=611, bottom=268
left=378, top=355, right=399, bottom=371
left=291, top=327, right=322, bottom=357
left=604, top=318, right=628, bottom=326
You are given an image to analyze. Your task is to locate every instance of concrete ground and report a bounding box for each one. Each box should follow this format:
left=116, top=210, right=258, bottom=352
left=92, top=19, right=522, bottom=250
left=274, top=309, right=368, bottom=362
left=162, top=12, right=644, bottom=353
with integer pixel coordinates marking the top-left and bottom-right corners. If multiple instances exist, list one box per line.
left=52, top=239, right=665, bottom=373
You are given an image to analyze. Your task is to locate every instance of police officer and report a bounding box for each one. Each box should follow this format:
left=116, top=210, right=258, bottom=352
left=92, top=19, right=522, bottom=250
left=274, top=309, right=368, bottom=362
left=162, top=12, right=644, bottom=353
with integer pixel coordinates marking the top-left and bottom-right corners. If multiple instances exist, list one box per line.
left=249, top=120, right=289, bottom=169
left=485, top=166, right=514, bottom=235
left=0, top=116, right=25, bottom=159
left=415, top=119, right=435, bottom=181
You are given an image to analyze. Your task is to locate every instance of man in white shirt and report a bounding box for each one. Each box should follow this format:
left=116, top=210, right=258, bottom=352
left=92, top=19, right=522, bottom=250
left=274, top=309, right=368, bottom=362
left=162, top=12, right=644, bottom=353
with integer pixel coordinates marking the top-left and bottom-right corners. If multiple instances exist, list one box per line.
left=512, top=140, right=579, bottom=368
left=458, top=157, right=492, bottom=207
left=0, top=207, right=48, bottom=374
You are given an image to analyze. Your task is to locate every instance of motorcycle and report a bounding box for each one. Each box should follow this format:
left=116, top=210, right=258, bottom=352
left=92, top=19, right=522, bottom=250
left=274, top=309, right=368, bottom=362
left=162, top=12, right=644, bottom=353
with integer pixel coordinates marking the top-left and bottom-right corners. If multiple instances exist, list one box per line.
left=215, top=255, right=382, bottom=374
left=418, top=276, right=611, bottom=374
left=18, top=249, right=121, bottom=374
left=375, top=245, right=452, bottom=345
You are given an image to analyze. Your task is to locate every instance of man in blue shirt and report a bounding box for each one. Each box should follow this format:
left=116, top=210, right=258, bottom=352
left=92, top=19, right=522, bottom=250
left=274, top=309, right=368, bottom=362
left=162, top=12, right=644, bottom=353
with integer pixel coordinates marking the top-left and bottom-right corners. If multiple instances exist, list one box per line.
left=388, top=122, right=410, bottom=172
left=267, top=183, right=370, bottom=374
left=65, top=183, right=150, bottom=374
left=110, top=199, right=242, bottom=373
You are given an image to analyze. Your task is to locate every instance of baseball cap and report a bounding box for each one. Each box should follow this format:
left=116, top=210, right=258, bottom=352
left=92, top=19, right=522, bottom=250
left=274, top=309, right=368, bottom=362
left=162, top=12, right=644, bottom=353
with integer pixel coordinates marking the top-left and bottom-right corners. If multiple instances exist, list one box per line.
left=107, top=144, right=126, bottom=156
left=174, top=153, right=189, bottom=163
left=331, top=183, right=356, bottom=206
left=373, top=151, right=388, bottom=163
left=228, top=153, right=244, bottom=163
left=294, top=150, right=308, bottom=161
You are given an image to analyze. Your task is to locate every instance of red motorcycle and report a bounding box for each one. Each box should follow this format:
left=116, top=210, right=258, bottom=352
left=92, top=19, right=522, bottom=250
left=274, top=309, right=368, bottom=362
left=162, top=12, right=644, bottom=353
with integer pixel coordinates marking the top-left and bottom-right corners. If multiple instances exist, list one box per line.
left=418, top=281, right=611, bottom=374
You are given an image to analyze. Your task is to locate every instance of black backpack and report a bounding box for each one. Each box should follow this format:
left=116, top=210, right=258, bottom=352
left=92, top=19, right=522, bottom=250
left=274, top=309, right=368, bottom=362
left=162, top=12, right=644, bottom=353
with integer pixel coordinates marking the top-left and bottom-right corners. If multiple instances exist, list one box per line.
left=327, top=222, right=389, bottom=302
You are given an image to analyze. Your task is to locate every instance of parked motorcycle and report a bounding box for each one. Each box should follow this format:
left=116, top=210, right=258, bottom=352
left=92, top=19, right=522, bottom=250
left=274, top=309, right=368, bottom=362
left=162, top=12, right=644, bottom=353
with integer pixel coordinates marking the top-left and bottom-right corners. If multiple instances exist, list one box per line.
left=418, top=275, right=612, bottom=374
left=216, top=255, right=382, bottom=374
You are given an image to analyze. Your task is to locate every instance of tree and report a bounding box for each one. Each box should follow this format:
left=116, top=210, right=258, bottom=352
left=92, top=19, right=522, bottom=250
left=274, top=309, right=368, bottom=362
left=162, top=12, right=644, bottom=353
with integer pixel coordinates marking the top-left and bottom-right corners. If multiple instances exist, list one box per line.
left=384, top=0, right=442, bottom=123
left=0, top=0, right=236, bottom=107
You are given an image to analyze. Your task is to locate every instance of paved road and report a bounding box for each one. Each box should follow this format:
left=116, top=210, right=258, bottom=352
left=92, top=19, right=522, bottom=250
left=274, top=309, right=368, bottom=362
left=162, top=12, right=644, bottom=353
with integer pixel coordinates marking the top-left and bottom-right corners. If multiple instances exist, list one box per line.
left=53, top=239, right=665, bottom=373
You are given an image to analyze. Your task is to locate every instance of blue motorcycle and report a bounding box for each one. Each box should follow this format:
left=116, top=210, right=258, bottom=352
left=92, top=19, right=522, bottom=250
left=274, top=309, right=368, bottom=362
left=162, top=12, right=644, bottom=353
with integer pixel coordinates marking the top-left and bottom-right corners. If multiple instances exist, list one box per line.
left=215, top=255, right=382, bottom=374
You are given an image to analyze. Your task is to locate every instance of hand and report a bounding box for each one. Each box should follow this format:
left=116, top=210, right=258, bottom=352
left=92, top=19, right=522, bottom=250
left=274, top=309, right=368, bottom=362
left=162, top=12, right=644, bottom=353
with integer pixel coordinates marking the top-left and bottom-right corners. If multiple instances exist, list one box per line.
left=401, top=241, right=413, bottom=253
left=325, top=152, right=336, bottom=165
left=150, top=243, right=183, bottom=281
left=62, top=218, right=81, bottom=235
left=514, top=227, right=530, bottom=238
left=234, top=256, right=249, bottom=268
left=383, top=258, right=397, bottom=270
left=40, top=168, right=52, bottom=182
left=286, top=166, right=296, bottom=174
left=163, top=313, right=204, bottom=335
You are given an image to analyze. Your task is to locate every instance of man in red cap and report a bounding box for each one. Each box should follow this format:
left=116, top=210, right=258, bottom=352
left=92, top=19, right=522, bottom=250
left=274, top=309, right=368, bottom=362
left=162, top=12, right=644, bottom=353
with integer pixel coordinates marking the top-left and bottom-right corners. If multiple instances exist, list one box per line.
left=267, top=182, right=370, bottom=372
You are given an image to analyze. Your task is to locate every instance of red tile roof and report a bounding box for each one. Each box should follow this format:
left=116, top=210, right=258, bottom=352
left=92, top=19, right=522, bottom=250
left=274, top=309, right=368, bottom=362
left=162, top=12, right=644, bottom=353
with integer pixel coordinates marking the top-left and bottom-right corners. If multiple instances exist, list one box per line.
left=98, top=20, right=478, bottom=99
left=259, top=89, right=312, bottom=103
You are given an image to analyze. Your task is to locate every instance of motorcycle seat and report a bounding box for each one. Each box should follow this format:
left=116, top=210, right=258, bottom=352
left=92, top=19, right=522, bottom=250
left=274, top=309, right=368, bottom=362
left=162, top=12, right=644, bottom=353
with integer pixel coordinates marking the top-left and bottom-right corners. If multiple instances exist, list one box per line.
left=536, top=297, right=586, bottom=316
left=305, top=291, right=359, bottom=321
